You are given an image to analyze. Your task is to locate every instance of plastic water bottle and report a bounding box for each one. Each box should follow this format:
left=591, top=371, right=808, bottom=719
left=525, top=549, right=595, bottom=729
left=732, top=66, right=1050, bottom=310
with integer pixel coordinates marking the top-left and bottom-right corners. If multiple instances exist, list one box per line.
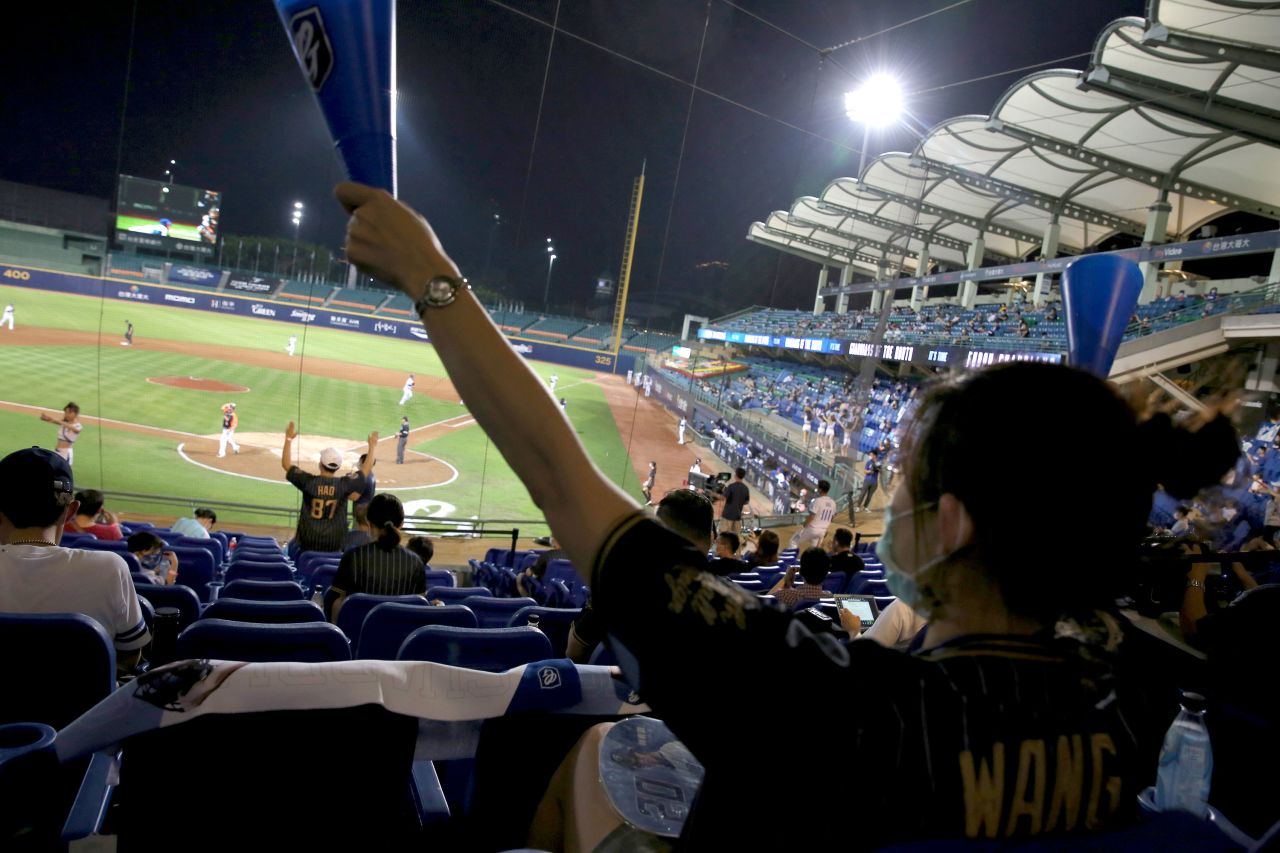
left=1154, top=690, right=1213, bottom=818
left=527, top=613, right=542, bottom=632
left=229, top=537, right=238, bottom=553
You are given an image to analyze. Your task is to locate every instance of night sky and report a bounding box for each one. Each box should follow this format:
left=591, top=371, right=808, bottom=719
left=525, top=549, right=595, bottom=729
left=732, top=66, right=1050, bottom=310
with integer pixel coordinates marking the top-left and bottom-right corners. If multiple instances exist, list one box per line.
left=3, top=0, right=1143, bottom=325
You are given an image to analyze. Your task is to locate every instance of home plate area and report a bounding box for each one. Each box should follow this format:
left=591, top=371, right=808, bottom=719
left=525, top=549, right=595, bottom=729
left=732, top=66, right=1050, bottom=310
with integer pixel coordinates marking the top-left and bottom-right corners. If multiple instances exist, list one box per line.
left=180, top=431, right=456, bottom=489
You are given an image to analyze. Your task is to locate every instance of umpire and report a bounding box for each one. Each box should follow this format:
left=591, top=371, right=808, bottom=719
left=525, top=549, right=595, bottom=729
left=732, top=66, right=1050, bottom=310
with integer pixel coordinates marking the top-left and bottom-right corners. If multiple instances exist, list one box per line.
left=396, top=416, right=410, bottom=464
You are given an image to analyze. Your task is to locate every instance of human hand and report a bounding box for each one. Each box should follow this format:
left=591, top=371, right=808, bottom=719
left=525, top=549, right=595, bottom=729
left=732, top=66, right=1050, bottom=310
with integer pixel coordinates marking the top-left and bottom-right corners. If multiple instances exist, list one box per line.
left=285, top=422, right=297, bottom=440
left=838, top=607, right=862, bottom=635
left=335, top=183, right=460, bottom=296
left=367, top=431, right=379, bottom=447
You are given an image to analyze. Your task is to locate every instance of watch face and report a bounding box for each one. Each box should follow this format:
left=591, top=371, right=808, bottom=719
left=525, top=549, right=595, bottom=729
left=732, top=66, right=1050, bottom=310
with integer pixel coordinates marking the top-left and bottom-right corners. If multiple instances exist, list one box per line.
left=429, top=278, right=454, bottom=302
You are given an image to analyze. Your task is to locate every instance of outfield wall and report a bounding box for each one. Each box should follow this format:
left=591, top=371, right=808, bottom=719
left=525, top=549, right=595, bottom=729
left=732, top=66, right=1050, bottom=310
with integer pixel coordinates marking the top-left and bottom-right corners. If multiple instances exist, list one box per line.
left=1, top=263, right=636, bottom=376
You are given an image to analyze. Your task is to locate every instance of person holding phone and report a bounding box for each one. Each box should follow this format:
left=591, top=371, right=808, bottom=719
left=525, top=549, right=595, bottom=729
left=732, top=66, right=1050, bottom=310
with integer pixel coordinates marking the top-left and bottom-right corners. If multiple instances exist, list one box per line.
left=334, top=182, right=1240, bottom=850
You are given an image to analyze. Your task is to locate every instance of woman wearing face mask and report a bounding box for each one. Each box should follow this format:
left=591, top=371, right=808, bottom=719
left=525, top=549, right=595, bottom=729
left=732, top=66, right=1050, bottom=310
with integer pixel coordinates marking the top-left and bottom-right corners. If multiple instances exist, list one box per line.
left=337, top=185, right=1241, bottom=851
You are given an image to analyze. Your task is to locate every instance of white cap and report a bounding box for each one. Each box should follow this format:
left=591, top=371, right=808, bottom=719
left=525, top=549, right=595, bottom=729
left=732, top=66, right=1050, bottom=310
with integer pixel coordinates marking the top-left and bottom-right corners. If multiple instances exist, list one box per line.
left=320, top=448, right=342, bottom=470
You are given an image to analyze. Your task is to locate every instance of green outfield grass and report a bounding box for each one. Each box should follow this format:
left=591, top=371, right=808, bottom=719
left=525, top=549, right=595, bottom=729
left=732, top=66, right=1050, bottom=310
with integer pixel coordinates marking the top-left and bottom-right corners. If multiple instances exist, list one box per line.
left=115, top=215, right=203, bottom=241
left=0, top=282, right=640, bottom=532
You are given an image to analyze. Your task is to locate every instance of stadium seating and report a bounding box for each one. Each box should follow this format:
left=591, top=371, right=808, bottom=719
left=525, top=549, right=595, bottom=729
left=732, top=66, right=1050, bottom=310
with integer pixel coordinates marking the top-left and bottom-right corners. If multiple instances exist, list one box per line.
left=355, top=603, right=479, bottom=660
left=133, top=584, right=201, bottom=634
left=309, top=564, right=340, bottom=597
left=397, top=626, right=553, bottom=672
left=335, top=594, right=432, bottom=649
left=327, top=286, right=388, bottom=313
left=0, top=613, right=115, bottom=730
left=464, top=597, right=538, bottom=629
left=507, top=606, right=581, bottom=657
left=423, top=569, right=455, bottom=589
left=220, top=579, right=306, bottom=601
left=176, top=619, right=352, bottom=663
left=201, top=598, right=325, bottom=624
left=224, top=561, right=295, bottom=584
left=427, top=586, right=492, bottom=605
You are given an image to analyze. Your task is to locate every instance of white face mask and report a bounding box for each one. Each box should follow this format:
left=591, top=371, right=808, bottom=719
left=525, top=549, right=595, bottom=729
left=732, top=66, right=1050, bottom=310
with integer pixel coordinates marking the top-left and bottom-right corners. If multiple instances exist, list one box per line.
left=876, top=501, right=957, bottom=617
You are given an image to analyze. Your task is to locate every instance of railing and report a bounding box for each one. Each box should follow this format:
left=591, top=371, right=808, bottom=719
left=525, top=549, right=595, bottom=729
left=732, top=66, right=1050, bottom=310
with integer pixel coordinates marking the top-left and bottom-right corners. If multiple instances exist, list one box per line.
left=1121, top=280, right=1280, bottom=342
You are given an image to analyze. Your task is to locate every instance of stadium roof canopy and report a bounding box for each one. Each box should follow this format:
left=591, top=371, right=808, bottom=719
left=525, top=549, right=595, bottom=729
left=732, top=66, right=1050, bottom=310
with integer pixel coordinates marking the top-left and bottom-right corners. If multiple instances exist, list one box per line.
left=749, top=0, right=1280, bottom=284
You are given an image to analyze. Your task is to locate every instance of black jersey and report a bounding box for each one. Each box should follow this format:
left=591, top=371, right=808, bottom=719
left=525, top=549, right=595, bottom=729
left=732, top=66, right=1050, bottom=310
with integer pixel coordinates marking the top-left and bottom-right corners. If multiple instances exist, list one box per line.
left=591, top=513, right=1164, bottom=851
left=287, top=467, right=365, bottom=553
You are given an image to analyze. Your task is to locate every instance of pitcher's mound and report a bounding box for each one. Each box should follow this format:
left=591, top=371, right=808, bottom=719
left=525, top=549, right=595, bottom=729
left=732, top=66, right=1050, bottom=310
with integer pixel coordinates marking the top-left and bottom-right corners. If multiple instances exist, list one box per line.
left=148, top=375, right=250, bottom=393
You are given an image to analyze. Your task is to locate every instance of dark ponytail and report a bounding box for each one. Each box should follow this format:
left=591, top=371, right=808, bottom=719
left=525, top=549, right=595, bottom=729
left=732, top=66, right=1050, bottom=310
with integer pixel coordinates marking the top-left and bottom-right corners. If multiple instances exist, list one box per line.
left=365, top=493, right=405, bottom=552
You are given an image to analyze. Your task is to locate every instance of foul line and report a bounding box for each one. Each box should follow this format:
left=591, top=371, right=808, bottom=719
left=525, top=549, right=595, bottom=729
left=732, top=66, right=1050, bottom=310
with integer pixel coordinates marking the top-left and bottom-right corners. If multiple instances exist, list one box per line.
left=177, top=442, right=459, bottom=490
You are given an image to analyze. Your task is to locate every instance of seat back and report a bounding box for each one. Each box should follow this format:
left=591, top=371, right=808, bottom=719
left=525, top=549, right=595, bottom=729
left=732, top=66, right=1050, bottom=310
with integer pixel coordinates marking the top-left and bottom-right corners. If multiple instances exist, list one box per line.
left=224, top=562, right=295, bottom=584
left=176, top=619, right=351, bottom=662
left=423, top=569, right=455, bottom=589
left=133, top=584, right=201, bottom=633
left=464, top=597, right=538, bottom=629
left=355, top=603, right=478, bottom=660
left=822, top=571, right=847, bottom=595
left=426, top=586, right=492, bottom=605
left=397, top=626, right=552, bottom=672
left=336, top=594, right=431, bottom=648
left=221, top=579, right=305, bottom=601
left=202, top=598, right=325, bottom=624
left=545, top=558, right=586, bottom=591
left=851, top=575, right=889, bottom=596
left=175, top=536, right=223, bottom=565
left=309, top=564, right=340, bottom=596
left=297, top=550, right=342, bottom=580
left=170, top=547, right=218, bottom=601
left=0, top=613, right=115, bottom=729
left=507, top=606, right=581, bottom=657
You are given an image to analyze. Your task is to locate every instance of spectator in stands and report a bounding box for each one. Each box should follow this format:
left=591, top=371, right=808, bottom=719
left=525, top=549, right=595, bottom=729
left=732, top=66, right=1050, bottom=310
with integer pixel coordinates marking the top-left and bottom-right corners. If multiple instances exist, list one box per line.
left=353, top=453, right=377, bottom=511
left=127, top=530, right=178, bottom=584
left=708, top=531, right=746, bottom=577
left=342, top=504, right=375, bottom=552
left=281, top=421, right=376, bottom=554
left=170, top=507, right=216, bottom=539
left=518, top=535, right=564, bottom=598
left=1256, top=412, right=1280, bottom=445
left=718, top=467, right=750, bottom=534
left=325, top=493, right=423, bottom=621
left=655, top=490, right=713, bottom=556
left=767, top=547, right=830, bottom=608
left=840, top=598, right=929, bottom=651
left=405, top=535, right=434, bottom=566
left=64, top=489, right=123, bottom=540
left=743, top=530, right=780, bottom=568
left=0, top=447, right=149, bottom=669
left=828, top=527, right=864, bottom=578
left=339, top=184, right=1242, bottom=848
left=1169, top=505, right=1192, bottom=537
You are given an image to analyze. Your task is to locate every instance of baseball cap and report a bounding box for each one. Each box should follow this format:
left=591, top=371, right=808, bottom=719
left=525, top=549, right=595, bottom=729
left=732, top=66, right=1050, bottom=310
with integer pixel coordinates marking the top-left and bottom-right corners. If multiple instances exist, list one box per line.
left=0, top=447, right=74, bottom=495
left=319, top=448, right=343, bottom=471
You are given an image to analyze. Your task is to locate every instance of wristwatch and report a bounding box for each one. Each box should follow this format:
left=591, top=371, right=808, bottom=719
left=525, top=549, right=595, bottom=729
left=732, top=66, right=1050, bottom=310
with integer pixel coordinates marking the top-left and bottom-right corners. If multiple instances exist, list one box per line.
left=1186, top=578, right=1205, bottom=590
left=414, top=275, right=468, bottom=311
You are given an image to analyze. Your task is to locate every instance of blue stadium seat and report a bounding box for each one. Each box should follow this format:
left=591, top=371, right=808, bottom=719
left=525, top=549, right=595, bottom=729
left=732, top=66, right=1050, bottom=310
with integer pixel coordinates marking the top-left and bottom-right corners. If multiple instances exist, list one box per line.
left=336, top=594, right=431, bottom=649
left=852, top=575, right=889, bottom=596
left=0, top=613, right=115, bottom=729
left=229, top=549, right=291, bottom=566
left=822, top=571, right=848, bottom=595
left=176, top=619, right=351, bottom=663
left=424, top=569, right=455, bottom=589
left=355, top=603, right=479, bottom=660
left=175, top=536, right=223, bottom=565
left=309, top=564, right=340, bottom=596
left=220, top=579, right=305, bottom=601
left=133, top=584, right=201, bottom=633
left=298, top=550, right=342, bottom=577
left=427, top=586, right=492, bottom=605
left=733, top=579, right=766, bottom=592
left=464, top=597, right=538, bottom=629
left=131, top=572, right=157, bottom=586
left=507, top=607, right=581, bottom=657
left=873, top=595, right=897, bottom=612
left=170, top=547, right=217, bottom=602
left=224, top=561, right=295, bottom=584
left=201, top=598, right=325, bottom=624
left=397, top=626, right=553, bottom=672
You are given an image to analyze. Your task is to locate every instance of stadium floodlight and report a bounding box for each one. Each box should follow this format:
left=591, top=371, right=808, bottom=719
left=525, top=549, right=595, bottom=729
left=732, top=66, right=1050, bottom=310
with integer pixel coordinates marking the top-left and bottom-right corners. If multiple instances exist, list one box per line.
left=844, top=74, right=904, bottom=128
left=294, top=201, right=304, bottom=210
left=542, top=251, right=558, bottom=313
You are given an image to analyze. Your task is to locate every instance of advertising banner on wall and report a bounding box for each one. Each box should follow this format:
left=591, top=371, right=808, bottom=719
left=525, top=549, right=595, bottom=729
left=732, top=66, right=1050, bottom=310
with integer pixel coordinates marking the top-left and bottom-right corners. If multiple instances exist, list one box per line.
left=225, top=274, right=284, bottom=295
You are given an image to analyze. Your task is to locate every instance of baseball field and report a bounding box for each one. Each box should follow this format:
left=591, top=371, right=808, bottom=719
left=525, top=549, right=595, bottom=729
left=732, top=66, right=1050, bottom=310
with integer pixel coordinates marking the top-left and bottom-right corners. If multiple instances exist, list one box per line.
left=0, top=281, right=654, bottom=534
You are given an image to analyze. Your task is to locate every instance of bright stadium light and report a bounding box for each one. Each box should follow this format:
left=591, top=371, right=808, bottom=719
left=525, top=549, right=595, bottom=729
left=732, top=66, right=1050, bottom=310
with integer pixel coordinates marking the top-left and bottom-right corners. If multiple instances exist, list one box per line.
left=542, top=249, right=558, bottom=313
left=844, top=73, right=904, bottom=128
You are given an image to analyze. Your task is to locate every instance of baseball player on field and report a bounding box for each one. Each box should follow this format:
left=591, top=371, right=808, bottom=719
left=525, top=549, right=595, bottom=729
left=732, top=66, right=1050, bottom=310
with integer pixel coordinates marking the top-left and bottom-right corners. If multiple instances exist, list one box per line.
left=1, top=303, right=14, bottom=330
left=218, top=403, right=240, bottom=457
left=548, top=373, right=558, bottom=393
left=286, top=335, right=297, bottom=357
left=399, top=373, right=415, bottom=406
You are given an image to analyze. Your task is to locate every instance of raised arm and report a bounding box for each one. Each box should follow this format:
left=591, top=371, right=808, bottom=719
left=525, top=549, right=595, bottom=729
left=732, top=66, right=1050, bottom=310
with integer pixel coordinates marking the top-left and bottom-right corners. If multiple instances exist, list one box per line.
left=361, top=431, right=378, bottom=476
left=281, top=421, right=296, bottom=474
left=336, top=183, right=635, bottom=571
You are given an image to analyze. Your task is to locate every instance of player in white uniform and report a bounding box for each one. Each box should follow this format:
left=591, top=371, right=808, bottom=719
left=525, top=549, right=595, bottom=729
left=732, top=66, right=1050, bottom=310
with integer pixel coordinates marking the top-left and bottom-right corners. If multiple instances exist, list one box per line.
left=218, top=403, right=241, bottom=457
left=0, top=303, right=14, bottom=330
left=286, top=335, right=297, bottom=357
left=802, top=410, right=813, bottom=447
left=549, top=373, right=558, bottom=393
left=626, top=369, right=633, bottom=385
left=677, top=417, right=686, bottom=445
left=399, top=373, right=415, bottom=405
left=41, top=402, right=83, bottom=465
left=793, top=478, right=837, bottom=550
left=643, top=375, right=652, bottom=398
